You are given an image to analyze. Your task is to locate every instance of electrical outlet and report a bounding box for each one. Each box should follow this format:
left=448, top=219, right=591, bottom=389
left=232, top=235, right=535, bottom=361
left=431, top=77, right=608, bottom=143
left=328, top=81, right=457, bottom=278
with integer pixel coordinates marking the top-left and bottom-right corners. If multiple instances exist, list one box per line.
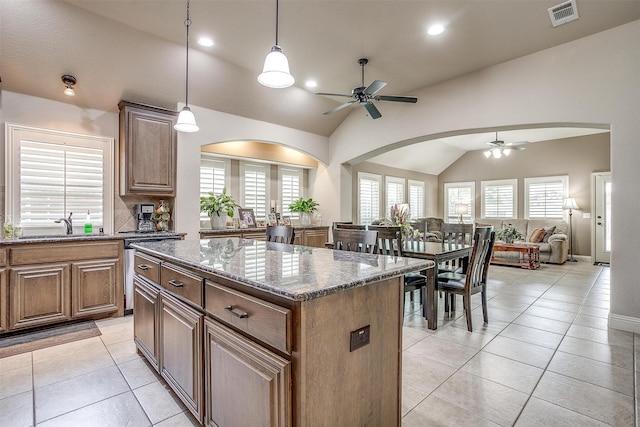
left=350, top=325, right=370, bottom=352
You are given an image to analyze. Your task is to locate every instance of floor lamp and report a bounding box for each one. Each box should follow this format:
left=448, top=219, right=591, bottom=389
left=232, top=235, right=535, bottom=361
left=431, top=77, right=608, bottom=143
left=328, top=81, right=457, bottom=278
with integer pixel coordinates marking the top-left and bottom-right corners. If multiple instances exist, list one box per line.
left=563, top=197, right=579, bottom=262
left=455, top=203, right=468, bottom=224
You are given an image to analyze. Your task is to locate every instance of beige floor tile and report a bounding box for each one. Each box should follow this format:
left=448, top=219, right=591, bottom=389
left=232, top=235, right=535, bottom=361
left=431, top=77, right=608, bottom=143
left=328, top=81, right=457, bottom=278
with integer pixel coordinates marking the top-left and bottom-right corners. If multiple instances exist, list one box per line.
left=0, top=352, right=32, bottom=373
left=432, top=371, right=529, bottom=426
left=566, top=324, right=634, bottom=349
left=489, top=293, right=539, bottom=305
left=499, top=323, right=564, bottom=349
left=402, top=325, right=431, bottom=350
left=0, top=365, right=32, bottom=400
left=460, top=351, right=544, bottom=394
left=483, top=336, right=555, bottom=369
left=515, top=397, right=609, bottom=426
left=98, top=321, right=134, bottom=346
left=153, top=410, right=201, bottom=426
left=532, top=371, right=635, bottom=426
left=34, top=365, right=130, bottom=424
left=472, top=306, right=521, bottom=322
left=434, top=325, right=497, bottom=350
left=31, top=337, right=104, bottom=364
left=401, top=384, right=428, bottom=416
left=448, top=313, right=510, bottom=336
left=531, top=298, right=582, bottom=313
left=117, top=357, right=161, bottom=390
left=571, top=313, right=609, bottom=331
left=486, top=299, right=531, bottom=313
left=0, top=390, right=33, bottom=427
left=538, top=292, right=585, bottom=305
left=578, top=305, right=609, bottom=319
left=512, top=313, right=571, bottom=335
left=37, top=391, right=150, bottom=427
left=403, top=395, right=500, bottom=427
left=523, top=305, right=577, bottom=323
left=106, top=339, right=142, bottom=365
left=547, top=351, right=634, bottom=397
left=557, top=336, right=633, bottom=370
left=405, top=335, right=479, bottom=369
left=133, top=381, right=184, bottom=425
left=402, top=350, right=457, bottom=394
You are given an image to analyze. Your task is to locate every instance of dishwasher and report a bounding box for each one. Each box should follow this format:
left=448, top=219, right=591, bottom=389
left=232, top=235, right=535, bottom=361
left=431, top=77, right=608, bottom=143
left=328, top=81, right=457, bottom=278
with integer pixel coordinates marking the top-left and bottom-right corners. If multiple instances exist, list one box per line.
left=122, top=233, right=182, bottom=314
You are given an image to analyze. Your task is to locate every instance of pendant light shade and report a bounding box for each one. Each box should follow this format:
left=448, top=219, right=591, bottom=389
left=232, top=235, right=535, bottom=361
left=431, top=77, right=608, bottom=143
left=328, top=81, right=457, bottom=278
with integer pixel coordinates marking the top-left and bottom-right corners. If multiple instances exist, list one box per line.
left=258, top=0, right=294, bottom=88
left=175, top=0, right=199, bottom=133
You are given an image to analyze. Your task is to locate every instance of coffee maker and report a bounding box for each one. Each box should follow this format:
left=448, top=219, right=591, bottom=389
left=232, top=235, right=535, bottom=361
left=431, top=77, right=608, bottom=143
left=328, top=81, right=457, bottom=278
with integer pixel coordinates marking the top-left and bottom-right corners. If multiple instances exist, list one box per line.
left=136, top=203, right=155, bottom=232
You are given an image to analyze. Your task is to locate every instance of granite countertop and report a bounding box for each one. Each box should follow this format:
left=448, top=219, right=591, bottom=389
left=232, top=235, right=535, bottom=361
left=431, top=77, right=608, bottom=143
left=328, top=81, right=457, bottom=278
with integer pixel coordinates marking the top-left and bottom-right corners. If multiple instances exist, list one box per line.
left=131, top=237, right=433, bottom=301
left=0, top=231, right=186, bottom=245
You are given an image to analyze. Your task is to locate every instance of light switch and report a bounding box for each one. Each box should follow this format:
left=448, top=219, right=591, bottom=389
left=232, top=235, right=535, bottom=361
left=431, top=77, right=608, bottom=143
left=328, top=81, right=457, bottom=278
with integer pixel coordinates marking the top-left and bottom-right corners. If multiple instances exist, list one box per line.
left=582, top=213, right=591, bottom=219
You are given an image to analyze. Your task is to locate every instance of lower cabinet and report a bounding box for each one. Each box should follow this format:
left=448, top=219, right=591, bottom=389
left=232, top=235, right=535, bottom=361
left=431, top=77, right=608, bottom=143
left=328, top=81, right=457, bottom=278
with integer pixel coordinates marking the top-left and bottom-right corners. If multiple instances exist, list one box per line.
left=10, top=264, right=71, bottom=330
left=0, top=269, right=8, bottom=333
left=133, top=276, right=159, bottom=370
left=302, top=228, right=329, bottom=247
left=159, top=292, right=204, bottom=423
left=72, top=259, right=120, bottom=318
left=204, top=317, right=291, bottom=427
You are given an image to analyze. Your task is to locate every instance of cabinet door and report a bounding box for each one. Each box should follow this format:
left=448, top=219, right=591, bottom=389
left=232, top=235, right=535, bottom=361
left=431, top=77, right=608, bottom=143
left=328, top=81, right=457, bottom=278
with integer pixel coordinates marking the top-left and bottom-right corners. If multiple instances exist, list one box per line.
left=72, top=259, right=120, bottom=318
left=159, top=293, right=204, bottom=423
left=0, top=269, right=7, bottom=333
left=302, top=228, right=329, bottom=248
left=204, top=318, right=291, bottom=427
left=119, top=102, right=177, bottom=196
left=133, top=276, right=159, bottom=370
left=10, top=264, right=70, bottom=330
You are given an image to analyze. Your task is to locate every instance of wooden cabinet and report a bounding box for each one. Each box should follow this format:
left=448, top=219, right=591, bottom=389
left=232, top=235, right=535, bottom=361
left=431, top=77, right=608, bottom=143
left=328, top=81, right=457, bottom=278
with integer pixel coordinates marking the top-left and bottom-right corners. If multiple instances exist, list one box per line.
left=204, top=318, right=291, bottom=427
left=10, top=264, right=71, bottom=330
left=119, top=101, right=177, bottom=196
left=159, top=292, right=204, bottom=423
left=302, top=228, right=329, bottom=247
left=200, top=226, right=329, bottom=248
left=0, top=269, right=6, bottom=333
left=72, top=259, right=120, bottom=318
left=133, top=276, right=160, bottom=370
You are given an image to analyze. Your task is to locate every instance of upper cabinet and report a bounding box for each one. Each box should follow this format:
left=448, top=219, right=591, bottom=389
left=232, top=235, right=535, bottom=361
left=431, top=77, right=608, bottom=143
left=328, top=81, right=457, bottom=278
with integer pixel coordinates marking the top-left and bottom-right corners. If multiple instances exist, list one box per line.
left=119, top=101, right=178, bottom=196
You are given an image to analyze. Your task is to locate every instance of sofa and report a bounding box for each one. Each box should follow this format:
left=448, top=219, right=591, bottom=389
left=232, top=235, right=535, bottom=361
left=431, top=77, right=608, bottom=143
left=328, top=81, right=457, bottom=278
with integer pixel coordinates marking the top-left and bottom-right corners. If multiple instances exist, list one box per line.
left=477, top=218, right=569, bottom=264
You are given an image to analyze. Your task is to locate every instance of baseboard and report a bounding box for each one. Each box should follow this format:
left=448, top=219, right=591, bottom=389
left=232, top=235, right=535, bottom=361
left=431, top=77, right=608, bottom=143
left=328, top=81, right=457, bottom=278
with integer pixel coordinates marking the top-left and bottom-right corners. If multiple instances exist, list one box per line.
left=609, top=313, right=640, bottom=334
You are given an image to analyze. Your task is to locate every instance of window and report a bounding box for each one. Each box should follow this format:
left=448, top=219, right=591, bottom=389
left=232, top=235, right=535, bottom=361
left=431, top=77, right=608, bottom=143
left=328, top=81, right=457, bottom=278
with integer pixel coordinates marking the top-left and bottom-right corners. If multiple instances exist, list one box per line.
left=200, top=155, right=230, bottom=222
left=525, top=176, right=568, bottom=219
left=241, top=162, right=269, bottom=219
left=279, top=167, right=302, bottom=219
left=481, top=179, right=517, bottom=218
left=385, top=176, right=405, bottom=217
left=358, top=172, right=381, bottom=224
left=408, top=180, right=425, bottom=219
left=444, top=182, right=475, bottom=223
left=5, top=124, right=114, bottom=234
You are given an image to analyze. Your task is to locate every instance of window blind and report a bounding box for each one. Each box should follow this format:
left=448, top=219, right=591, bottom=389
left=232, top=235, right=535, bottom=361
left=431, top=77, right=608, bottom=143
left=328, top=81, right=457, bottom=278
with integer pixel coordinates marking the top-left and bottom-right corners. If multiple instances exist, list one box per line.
left=358, top=173, right=381, bottom=224
left=200, top=156, right=228, bottom=222
left=280, top=168, right=301, bottom=219
left=408, top=180, right=424, bottom=219
left=386, top=177, right=405, bottom=217
left=482, top=180, right=516, bottom=218
left=526, top=178, right=565, bottom=218
left=242, top=163, right=269, bottom=219
left=445, top=183, right=474, bottom=223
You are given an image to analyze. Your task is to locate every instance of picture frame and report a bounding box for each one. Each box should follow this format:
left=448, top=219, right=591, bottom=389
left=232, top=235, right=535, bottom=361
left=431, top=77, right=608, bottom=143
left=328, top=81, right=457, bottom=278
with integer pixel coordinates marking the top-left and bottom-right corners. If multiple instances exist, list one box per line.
left=239, top=219, right=248, bottom=229
left=267, top=213, right=278, bottom=226
left=282, top=216, right=291, bottom=226
left=256, top=219, right=267, bottom=228
left=238, top=208, right=256, bottom=228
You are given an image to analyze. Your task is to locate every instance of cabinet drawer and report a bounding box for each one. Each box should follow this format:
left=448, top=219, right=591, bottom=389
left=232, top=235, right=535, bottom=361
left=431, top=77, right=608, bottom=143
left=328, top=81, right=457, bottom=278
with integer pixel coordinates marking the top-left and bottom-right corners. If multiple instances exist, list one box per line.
left=134, top=252, right=161, bottom=284
left=205, top=282, right=291, bottom=354
left=161, top=263, right=203, bottom=308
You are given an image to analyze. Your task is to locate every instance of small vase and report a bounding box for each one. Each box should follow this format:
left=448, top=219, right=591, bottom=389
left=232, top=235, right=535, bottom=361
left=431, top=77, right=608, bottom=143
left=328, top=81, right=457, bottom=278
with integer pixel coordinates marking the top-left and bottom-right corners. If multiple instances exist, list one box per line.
left=300, top=212, right=312, bottom=226
left=210, top=212, right=227, bottom=230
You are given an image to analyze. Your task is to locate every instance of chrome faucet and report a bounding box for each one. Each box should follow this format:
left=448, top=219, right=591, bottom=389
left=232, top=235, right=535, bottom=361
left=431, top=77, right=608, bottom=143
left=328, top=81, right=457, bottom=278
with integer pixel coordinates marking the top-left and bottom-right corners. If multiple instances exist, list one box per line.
left=55, top=212, right=73, bottom=235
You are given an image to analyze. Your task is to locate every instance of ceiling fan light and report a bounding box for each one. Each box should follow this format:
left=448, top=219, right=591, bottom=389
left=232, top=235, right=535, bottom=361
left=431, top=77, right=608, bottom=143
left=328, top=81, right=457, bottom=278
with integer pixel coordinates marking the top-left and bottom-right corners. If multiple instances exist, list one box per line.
left=492, top=147, right=502, bottom=158
left=63, top=86, right=75, bottom=96
left=503, top=148, right=512, bottom=156
left=174, top=106, right=199, bottom=132
left=258, top=46, right=295, bottom=88
left=483, top=150, right=491, bottom=158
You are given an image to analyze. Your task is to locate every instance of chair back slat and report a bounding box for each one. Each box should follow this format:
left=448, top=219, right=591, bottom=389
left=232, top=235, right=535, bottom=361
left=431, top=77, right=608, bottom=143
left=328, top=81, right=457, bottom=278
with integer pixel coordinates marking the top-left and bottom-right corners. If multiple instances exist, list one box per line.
left=368, top=225, right=402, bottom=256
left=441, top=223, right=474, bottom=246
left=332, top=229, right=379, bottom=254
left=465, top=227, right=495, bottom=292
left=266, top=225, right=295, bottom=244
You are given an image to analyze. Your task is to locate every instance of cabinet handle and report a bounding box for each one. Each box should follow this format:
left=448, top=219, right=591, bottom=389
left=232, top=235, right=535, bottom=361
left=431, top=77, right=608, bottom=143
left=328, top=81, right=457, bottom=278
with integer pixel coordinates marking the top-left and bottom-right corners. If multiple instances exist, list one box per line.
left=137, top=264, right=151, bottom=270
left=224, top=305, right=249, bottom=319
left=168, top=279, right=184, bottom=288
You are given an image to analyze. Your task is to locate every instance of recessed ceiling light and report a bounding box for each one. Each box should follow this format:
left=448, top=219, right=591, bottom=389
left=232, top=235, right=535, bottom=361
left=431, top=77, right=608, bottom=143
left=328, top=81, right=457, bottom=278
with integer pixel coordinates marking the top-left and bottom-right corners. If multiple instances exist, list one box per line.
left=427, top=24, right=445, bottom=36
left=198, top=37, right=214, bottom=47
left=305, top=80, right=317, bottom=88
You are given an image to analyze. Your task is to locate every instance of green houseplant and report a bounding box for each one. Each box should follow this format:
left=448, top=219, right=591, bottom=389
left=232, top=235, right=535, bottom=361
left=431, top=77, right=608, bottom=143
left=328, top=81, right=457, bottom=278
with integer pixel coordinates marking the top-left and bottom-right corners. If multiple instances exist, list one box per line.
left=496, top=223, right=524, bottom=244
left=200, top=188, right=240, bottom=229
left=288, top=198, right=319, bottom=226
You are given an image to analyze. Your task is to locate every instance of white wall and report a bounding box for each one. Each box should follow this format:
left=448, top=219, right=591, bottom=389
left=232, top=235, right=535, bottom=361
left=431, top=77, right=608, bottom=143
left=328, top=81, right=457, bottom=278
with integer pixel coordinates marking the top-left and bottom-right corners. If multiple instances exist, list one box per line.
left=322, top=20, right=640, bottom=332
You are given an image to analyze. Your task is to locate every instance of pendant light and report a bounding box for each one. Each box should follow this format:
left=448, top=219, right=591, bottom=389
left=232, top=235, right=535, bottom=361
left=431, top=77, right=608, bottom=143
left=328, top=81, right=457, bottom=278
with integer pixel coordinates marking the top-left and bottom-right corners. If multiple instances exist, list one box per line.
left=258, top=0, right=295, bottom=88
left=175, top=0, right=199, bottom=132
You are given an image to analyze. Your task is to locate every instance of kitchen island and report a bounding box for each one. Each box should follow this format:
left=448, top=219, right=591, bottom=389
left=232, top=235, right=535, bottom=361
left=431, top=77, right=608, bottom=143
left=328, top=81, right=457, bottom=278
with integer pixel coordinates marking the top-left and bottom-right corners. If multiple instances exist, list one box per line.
left=131, top=237, right=434, bottom=426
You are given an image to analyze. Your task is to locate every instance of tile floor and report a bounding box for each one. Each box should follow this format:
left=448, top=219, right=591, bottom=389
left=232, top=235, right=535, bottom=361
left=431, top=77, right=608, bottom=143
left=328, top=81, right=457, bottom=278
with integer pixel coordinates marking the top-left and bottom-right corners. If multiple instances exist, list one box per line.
left=0, top=262, right=636, bottom=426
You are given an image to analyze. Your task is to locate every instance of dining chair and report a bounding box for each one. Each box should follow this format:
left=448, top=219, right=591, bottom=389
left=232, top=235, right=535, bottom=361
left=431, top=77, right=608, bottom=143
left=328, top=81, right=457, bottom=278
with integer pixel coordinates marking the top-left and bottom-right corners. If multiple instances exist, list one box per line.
left=332, top=228, right=378, bottom=253
left=265, top=225, right=295, bottom=244
left=439, top=223, right=474, bottom=274
left=369, top=225, right=427, bottom=314
left=436, top=226, right=495, bottom=332
left=335, top=223, right=367, bottom=230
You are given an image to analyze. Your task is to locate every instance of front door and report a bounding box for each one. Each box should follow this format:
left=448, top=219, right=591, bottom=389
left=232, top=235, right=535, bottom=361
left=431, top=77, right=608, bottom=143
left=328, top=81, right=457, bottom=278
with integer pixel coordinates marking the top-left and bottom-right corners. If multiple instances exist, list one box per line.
left=592, top=172, right=611, bottom=264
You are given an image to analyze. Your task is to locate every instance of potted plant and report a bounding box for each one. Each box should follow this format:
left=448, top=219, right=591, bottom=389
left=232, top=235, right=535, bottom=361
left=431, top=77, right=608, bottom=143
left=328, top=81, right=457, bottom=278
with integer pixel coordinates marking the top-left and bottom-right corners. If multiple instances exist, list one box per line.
left=200, top=188, right=240, bottom=230
left=496, top=223, right=523, bottom=244
left=288, top=197, right=319, bottom=226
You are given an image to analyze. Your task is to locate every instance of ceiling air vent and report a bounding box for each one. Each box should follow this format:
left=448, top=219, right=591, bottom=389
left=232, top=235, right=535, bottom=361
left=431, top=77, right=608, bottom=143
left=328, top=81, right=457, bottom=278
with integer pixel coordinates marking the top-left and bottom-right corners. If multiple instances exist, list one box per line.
left=548, top=0, right=579, bottom=27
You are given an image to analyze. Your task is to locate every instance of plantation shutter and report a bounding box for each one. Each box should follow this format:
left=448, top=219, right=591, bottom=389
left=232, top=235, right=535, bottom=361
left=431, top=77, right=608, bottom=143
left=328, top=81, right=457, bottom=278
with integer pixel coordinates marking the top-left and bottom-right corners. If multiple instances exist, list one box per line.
left=280, top=168, right=301, bottom=219
left=526, top=177, right=566, bottom=218
left=482, top=180, right=516, bottom=218
left=386, top=176, right=405, bottom=217
left=200, top=156, right=228, bottom=222
left=242, top=163, right=269, bottom=219
left=445, top=182, right=474, bottom=223
left=358, top=173, right=381, bottom=224
left=408, top=180, right=424, bottom=219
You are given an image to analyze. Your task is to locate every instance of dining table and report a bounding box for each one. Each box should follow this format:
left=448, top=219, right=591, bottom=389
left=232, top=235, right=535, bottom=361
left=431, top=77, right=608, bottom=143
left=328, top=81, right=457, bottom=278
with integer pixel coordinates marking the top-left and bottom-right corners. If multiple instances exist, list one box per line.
left=402, top=240, right=473, bottom=330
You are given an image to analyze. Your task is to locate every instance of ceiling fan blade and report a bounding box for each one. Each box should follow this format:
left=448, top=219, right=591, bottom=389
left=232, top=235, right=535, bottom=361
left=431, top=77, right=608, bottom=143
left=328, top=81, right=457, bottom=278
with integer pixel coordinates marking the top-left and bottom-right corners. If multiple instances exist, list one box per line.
left=364, top=80, right=387, bottom=96
left=375, top=95, right=418, bottom=103
left=323, top=101, right=356, bottom=115
left=364, top=102, right=382, bottom=119
left=316, top=92, right=354, bottom=99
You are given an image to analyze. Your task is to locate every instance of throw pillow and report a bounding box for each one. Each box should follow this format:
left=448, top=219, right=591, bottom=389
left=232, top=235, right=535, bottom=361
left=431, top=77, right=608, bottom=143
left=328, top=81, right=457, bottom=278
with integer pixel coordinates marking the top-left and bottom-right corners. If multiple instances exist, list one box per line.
left=542, top=226, right=556, bottom=243
left=528, top=227, right=546, bottom=243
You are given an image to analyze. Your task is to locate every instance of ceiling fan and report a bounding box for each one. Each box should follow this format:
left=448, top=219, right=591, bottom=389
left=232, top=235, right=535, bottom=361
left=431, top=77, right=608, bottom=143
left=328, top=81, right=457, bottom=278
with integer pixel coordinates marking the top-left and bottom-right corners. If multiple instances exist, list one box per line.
left=316, top=58, right=418, bottom=119
left=484, top=132, right=528, bottom=158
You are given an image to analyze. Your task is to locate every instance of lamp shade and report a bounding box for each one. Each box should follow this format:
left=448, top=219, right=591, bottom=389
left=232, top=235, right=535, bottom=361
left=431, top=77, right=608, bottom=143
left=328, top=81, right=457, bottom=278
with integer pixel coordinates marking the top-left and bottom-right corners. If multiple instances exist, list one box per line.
left=455, top=203, right=468, bottom=214
left=174, top=106, right=199, bottom=133
left=258, top=45, right=295, bottom=88
left=562, top=197, right=579, bottom=210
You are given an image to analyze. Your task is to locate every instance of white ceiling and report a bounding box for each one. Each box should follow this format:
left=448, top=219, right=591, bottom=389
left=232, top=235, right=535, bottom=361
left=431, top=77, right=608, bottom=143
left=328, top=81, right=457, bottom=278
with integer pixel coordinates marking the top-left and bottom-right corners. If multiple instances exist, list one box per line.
left=1, top=0, right=634, bottom=172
